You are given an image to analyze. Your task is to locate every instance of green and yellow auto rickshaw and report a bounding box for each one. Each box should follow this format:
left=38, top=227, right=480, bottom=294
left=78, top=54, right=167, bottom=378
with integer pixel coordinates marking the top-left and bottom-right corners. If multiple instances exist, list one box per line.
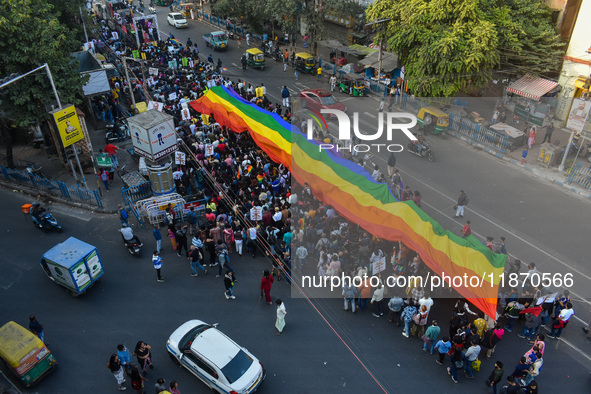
left=245, top=48, right=265, bottom=70
left=294, top=52, right=317, bottom=74
left=0, top=321, right=56, bottom=387
left=417, top=107, right=449, bottom=135
left=339, top=73, right=366, bottom=96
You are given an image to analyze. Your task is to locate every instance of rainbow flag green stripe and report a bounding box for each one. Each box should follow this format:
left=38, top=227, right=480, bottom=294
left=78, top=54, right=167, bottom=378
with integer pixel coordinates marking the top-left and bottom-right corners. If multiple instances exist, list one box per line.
left=191, top=87, right=506, bottom=317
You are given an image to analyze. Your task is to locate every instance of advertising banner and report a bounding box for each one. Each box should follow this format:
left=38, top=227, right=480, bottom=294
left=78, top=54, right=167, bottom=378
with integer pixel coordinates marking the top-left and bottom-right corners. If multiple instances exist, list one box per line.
left=51, top=105, right=84, bottom=148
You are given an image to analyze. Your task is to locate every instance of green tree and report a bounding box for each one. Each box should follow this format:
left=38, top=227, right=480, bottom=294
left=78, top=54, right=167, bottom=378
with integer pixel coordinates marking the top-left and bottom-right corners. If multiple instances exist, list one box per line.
left=367, top=0, right=564, bottom=97
left=0, top=0, right=88, bottom=127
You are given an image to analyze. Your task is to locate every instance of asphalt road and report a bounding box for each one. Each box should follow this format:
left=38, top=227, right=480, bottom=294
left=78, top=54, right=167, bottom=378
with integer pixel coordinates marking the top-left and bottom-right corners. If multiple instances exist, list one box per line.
left=1, top=6, right=590, bottom=393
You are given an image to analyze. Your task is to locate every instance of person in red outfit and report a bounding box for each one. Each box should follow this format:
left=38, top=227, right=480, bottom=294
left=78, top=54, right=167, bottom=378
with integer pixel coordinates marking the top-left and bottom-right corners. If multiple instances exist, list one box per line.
left=260, top=269, right=274, bottom=304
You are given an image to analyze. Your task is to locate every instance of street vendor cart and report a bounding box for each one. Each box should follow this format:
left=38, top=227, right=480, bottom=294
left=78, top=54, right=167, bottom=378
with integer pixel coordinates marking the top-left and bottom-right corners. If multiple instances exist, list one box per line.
left=489, top=123, right=526, bottom=151
left=40, top=237, right=104, bottom=296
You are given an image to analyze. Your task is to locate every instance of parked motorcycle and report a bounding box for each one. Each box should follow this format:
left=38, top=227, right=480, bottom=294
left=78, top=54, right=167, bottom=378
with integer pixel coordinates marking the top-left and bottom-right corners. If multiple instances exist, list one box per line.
left=30, top=203, right=62, bottom=232
left=407, top=140, right=435, bottom=162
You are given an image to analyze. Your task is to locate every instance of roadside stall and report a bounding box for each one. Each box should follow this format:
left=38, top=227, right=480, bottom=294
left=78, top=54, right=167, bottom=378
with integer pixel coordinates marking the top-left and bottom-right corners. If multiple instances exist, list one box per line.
left=505, top=74, right=559, bottom=128
left=489, top=123, right=526, bottom=151
left=0, top=322, right=56, bottom=387
left=40, top=237, right=104, bottom=296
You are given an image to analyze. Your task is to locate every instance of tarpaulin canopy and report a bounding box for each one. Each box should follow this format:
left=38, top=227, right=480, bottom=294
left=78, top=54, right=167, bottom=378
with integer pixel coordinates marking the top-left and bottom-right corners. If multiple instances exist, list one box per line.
left=506, top=74, right=558, bottom=101
left=190, top=87, right=506, bottom=318
left=359, top=51, right=398, bottom=72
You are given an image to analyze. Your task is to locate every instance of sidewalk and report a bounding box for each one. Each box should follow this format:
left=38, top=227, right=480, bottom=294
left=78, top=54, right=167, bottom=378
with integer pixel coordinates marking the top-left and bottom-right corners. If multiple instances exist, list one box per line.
left=0, top=117, right=136, bottom=213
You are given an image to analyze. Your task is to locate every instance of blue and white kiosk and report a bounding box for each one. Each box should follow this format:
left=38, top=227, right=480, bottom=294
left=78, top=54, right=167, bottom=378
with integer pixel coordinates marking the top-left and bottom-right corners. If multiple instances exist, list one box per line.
left=40, top=237, right=104, bottom=296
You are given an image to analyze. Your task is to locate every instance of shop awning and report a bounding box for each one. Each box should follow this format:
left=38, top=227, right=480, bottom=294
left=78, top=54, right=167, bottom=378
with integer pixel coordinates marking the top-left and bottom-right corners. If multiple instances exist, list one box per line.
left=359, top=51, right=398, bottom=72
left=506, top=75, right=558, bottom=101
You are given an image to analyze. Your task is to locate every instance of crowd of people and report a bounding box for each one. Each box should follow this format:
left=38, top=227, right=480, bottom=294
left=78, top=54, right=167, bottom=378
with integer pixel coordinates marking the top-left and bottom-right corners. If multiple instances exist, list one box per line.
left=85, top=13, right=581, bottom=394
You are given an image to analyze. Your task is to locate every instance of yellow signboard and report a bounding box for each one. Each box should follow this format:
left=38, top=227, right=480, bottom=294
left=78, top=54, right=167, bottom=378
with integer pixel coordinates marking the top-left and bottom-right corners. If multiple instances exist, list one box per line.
left=52, top=105, right=84, bottom=147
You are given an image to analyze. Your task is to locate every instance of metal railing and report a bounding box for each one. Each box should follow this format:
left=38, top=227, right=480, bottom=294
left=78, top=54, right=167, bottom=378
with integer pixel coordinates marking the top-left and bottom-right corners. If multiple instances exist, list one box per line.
left=567, top=162, right=591, bottom=190
left=1, top=165, right=103, bottom=208
left=449, top=114, right=508, bottom=153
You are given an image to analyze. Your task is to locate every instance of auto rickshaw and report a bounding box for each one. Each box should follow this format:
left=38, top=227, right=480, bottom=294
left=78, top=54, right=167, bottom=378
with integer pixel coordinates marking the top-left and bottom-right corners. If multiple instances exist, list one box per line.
left=245, top=48, right=265, bottom=70
left=339, top=73, right=366, bottom=97
left=417, top=106, right=449, bottom=135
left=294, top=52, right=317, bottom=74
left=0, top=321, right=56, bottom=387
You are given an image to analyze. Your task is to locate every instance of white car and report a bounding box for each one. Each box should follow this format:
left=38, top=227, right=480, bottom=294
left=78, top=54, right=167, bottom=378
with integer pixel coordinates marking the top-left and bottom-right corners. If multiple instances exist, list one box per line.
left=167, top=12, right=188, bottom=28
left=167, top=320, right=266, bottom=394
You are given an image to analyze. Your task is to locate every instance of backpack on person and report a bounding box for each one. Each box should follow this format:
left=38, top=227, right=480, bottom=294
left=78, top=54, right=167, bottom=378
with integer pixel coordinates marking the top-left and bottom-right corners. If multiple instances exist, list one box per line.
left=268, top=230, right=277, bottom=245
left=119, top=209, right=128, bottom=220
left=453, top=359, right=464, bottom=369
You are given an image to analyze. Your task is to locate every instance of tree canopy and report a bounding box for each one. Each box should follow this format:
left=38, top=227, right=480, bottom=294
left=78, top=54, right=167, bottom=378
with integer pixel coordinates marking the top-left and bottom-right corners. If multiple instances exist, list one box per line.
left=0, top=0, right=88, bottom=127
left=366, top=0, right=565, bottom=97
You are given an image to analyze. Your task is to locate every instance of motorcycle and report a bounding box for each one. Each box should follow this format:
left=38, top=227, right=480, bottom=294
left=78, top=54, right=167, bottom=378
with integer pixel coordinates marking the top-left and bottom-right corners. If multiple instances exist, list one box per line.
left=123, top=237, right=142, bottom=257
left=105, top=117, right=129, bottom=143
left=31, top=205, right=62, bottom=232
left=407, top=140, right=435, bottom=162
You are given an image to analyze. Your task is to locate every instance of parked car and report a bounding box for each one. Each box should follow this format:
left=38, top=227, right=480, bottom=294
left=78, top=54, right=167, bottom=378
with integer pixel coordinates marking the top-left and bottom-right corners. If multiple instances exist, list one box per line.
left=167, top=12, right=188, bottom=28
left=300, top=89, right=347, bottom=116
left=167, top=320, right=266, bottom=394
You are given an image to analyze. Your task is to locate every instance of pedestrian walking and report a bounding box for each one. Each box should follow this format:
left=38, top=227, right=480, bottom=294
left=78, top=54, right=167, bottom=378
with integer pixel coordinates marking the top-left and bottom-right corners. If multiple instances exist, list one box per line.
left=447, top=348, right=464, bottom=383
left=188, top=245, right=207, bottom=276
left=524, top=352, right=543, bottom=385
left=133, top=341, right=153, bottom=375
left=118, top=205, right=129, bottom=226
left=387, top=152, right=396, bottom=176
left=527, top=126, right=537, bottom=148
left=388, top=296, right=404, bottom=325
left=260, top=269, right=274, bottom=304
left=434, top=336, right=452, bottom=365
left=453, top=190, right=469, bottom=218
left=342, top=278, right=357, bottom=313
left=168, top=381, right=181, bottom=394
left=542, top=123, right=554, bottom=143
left=463, top=338, right=480, bottom=378
left=281, top=86, right=290, bottom=108
left=401, top=300, right=418, bottom=338
left=423, top=320, right=440, bottom=353
left=28, top=315, right=44, bottom=342
left=153, top=226, right=162, bottom=254
left=246, top=33, right=250, bottom=46
left=152, top=251, right=164, bottom=282
left=154, top=378, right=167, bottom=394
left=283, top=57, right=288, bottom=72
left=316, top=66, right=322, bottom=81
left=186, top=206, right=198, bottom=235
left=100, top=169, right=110, bottom=191
left=216, top=240, right=234, bottom=276
left=370, top=281, right=385, bottom=317
left=234, top=226, right=244, bottom=256
left=482, top=324, right=504, bottom=359
left=108, top=354, right=127, bottom=391
left=175, top=224, right=189, bottom=257
left=329, top=75, right=336, bottom=92
left=224, top=270, right=237, bottom=299
left=521, top=147, right=528, bottom=164
left=294, top=69, right=299, bottom=80
left=237, top=35, right=241, bottom=48
left=486, top=361, right=504, bottom=394
left=117, top=344, right=133, bottom=375
left=130, top=365, right=148, bottom=393
left=275, top=299, right=287, bottom=335
left=549, top=301, right=574, bottom=338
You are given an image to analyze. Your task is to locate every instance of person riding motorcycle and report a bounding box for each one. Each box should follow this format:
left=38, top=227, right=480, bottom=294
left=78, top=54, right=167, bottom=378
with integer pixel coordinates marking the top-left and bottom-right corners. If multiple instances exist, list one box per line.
left=31, top=203, right=47, bottom=226
left=119, top=223, right=142, bottom=246
left=412, top=133, right=428, bottom=155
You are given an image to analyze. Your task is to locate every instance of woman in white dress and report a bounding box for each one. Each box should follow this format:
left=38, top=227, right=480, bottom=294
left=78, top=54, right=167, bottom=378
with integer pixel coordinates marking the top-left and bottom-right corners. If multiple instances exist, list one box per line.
left=275, top=299, right=287, bottom=335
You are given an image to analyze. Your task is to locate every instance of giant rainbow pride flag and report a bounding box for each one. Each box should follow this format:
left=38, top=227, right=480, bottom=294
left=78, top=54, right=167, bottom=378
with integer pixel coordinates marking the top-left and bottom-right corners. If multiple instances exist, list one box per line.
left=190, top=86, right=506, bottom=318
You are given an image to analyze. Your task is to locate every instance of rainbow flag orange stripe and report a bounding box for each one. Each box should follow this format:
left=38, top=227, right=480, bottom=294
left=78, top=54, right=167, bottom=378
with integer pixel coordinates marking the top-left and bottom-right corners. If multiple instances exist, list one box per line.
left=190, top=86, right=506, bottom=318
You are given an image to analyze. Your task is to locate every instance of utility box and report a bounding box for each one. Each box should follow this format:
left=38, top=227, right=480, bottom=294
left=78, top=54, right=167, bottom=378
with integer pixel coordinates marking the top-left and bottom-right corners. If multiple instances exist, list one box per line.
left=128, top=110, right=178, bottom=162
left=538, top=142, right=558, bottom=167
